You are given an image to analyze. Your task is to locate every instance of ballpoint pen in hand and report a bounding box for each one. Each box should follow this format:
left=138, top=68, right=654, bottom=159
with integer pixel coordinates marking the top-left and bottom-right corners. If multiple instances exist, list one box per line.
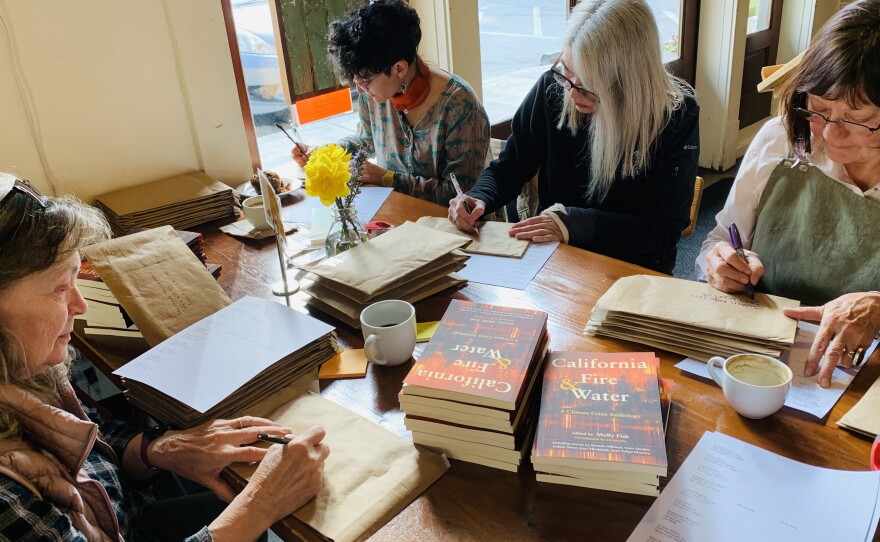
left=728, top=223, right=755, bottom=299
left=449, top=173, right=479, bottom=235
left=257, top=433, right=292, bottom=445
left=275, top=123, right=308, bottom=155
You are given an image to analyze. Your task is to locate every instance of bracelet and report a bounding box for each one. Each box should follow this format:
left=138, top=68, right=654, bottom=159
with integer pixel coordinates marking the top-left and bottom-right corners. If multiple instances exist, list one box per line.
left=381, top=170, right=396, bottom=187
left=139, top=425, right=170, bottom=471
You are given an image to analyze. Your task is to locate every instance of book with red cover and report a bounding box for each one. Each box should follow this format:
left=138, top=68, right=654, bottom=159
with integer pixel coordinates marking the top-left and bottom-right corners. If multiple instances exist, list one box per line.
left=401, top=300, right=548, bottom=410
left=532, top=352, right=667, bottom=476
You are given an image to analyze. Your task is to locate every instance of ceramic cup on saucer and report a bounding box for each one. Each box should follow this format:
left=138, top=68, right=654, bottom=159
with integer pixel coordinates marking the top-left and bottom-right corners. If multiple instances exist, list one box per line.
left=242, top=196, right=276, bottom=231
left=360, top=300, right=417, bottom=366
left=707, top=353, right=793, bottom=419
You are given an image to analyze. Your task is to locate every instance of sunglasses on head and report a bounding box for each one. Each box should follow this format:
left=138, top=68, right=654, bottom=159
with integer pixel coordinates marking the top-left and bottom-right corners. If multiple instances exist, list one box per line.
left=0, top=176, right=47, bottom=210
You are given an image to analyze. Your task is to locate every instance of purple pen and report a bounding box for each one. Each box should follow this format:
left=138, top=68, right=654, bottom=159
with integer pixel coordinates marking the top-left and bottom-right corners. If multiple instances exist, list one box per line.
left=728, top=223, right=755, bottom=299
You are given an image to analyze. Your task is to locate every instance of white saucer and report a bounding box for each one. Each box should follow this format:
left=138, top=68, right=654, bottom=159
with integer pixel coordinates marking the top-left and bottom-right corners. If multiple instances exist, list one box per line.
left=236, top=177, right=303, bottom=198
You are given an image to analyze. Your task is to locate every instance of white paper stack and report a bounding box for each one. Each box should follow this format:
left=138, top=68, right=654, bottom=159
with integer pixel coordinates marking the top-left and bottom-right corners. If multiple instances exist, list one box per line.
left=114, top=296, right=336, bottom=428
left=300, top=221, right=471, bottom=328
left=585, top=275, right=799, bottom=361
left=95, top=171, right=235, bottom=236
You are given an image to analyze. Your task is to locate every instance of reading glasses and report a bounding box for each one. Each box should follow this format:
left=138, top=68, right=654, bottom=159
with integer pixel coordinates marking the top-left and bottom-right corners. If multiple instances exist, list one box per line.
left=0, top=175, right=47, bottom=211
left=549, top=56, right=600, bottom=103
left=794, top=107, right=880, bottom=137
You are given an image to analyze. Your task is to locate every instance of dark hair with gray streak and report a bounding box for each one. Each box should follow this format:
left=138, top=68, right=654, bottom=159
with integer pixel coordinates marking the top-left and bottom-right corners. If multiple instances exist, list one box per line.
left=782, top=0, right=880, bottom=157
left=327, top=0, right=421, bottom=83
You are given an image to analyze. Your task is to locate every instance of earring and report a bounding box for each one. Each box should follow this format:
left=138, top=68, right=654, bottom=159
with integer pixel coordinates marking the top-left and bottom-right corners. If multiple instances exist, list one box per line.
left=400, top=81, right=407, bottom=94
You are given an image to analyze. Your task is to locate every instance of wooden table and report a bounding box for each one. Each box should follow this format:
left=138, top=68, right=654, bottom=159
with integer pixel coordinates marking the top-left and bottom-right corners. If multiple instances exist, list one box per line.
left=90, top=189, right=880, bottom=541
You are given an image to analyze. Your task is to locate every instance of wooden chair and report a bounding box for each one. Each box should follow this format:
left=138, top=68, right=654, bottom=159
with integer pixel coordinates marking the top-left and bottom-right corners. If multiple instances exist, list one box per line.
left=681, top=176, right=704, bottom=237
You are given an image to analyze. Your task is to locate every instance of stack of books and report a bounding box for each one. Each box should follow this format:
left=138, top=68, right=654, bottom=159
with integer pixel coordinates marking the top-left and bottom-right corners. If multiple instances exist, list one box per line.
left=584, top=275, right=799, bottom=361
left=531, top=351, right=668, bottom=496
left=95, top=171, right=235, bottom=235
left=300, top=222, right=471, bottom=328
left=114, top=296, right=336, bottom=427
left=400, top=300, right=549, bottom=472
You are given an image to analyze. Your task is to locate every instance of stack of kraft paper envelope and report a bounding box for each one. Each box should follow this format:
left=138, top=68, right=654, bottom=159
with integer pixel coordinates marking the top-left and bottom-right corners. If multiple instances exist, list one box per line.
left=300, top=221, right=471, bottom=328
left=95, top=171, right=235, bottom=236
left=584, top=275, right=800, bottom=362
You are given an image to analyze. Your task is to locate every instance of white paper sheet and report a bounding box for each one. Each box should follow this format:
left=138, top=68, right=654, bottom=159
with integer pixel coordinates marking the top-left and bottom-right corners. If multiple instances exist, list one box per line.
left=114, top=296, right=333, bottom=412
left=284, top=187, right=392, bottom=225
left=675, top=321, right=880, bottom=419
left=458, top=241, right=558, bottom=290
left=628, top=431, right=880, bottom=542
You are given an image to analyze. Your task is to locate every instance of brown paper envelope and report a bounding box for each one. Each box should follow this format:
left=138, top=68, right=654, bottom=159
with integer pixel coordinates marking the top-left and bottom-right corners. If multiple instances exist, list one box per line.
left=592, top=323, right=782, bottom=358
left=305, top=251, right=468, bottom=305
left=590, top=275, right=799, bottom=345
left=302, top=256, right=466, bottom=307
left=303, top=273, right=467, bottom=328
left=600, top=313, right=792, bottom=348
left=837, top=375, right=880, bottom=437
left=94, top=171, right=232, bottom=216
left=416, top=216, right=529, bottom=258
left=596, top=318, right=791, bottom=354
left=82, top=226, right=231, bottom=347
left=307, top=221, right=469, bottom=297
left=230, top=392, right=449, bottom=542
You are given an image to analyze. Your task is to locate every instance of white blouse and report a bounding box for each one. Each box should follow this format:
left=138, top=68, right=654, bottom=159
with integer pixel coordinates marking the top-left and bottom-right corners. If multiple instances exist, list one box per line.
left=695, top=116, right=880, bottom=281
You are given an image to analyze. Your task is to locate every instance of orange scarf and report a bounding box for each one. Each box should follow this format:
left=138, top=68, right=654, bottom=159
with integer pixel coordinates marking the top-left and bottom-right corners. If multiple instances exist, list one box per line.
left=390, top=60, right=430, bottom=112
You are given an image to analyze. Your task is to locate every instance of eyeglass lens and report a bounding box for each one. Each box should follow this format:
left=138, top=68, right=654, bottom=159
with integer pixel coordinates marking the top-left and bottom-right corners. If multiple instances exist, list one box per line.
left=795, top=108, right=878, bottom=137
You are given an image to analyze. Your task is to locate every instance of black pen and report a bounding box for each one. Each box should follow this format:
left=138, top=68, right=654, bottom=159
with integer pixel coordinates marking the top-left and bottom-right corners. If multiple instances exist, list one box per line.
left=257, top=433, right=291, bottom=445
left=728, top=223, right=755, bottom=299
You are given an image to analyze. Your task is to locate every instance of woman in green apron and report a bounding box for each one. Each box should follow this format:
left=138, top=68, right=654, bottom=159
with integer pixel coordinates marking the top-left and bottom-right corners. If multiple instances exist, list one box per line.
left=697, top=0, right=880, bottom=388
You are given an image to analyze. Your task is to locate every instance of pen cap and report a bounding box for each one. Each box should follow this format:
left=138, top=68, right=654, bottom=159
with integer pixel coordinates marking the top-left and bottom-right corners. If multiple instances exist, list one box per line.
left=728, top=223, right=743, bottom=248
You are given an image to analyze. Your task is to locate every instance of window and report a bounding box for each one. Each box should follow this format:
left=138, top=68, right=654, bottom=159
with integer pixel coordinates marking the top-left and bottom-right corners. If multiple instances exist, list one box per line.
left=480, top=0, right=694, bottom=135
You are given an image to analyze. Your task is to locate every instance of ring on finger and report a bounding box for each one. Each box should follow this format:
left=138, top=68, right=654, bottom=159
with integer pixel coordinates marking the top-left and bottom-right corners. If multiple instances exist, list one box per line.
left=844, top=347, right=866, bottom=368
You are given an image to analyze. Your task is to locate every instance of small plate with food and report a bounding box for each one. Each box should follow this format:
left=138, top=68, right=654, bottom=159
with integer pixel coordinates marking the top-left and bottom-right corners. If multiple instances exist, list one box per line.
left=236, top=171, right=303, bottom=198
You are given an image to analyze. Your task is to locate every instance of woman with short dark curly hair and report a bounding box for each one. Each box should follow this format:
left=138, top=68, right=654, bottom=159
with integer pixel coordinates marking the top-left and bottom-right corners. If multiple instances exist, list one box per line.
left=292, top=0, right=489, bottom=206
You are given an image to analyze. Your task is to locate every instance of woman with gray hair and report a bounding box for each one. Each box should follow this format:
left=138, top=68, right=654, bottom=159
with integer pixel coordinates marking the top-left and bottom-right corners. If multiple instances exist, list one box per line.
left=0, top=173, right=328, bottom=541
left=449, top=0, right=699, bottom=273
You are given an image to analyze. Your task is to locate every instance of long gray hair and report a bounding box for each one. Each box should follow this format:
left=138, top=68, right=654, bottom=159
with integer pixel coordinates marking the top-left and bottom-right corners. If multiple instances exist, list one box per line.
left=0, top=174, right=110, bottom=437
left=558, top=0, right=690, bottom=201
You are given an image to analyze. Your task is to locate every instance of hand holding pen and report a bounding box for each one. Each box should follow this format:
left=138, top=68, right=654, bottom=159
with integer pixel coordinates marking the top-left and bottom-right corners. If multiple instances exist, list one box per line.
left=449, top=173, right=481, bottom=235
left=278, top=123, right=310, bottom=166
left=728, top=223, right=755, bottom=299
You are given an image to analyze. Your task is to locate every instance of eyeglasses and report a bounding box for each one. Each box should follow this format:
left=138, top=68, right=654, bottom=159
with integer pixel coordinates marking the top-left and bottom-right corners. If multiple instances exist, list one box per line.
left=549, top=57, right=599, bottom=103
left=0, top=176, right=46, bottom=210
left=794, top=108, right=880, bottom=137
left=352, top=71, right=383, bottom=92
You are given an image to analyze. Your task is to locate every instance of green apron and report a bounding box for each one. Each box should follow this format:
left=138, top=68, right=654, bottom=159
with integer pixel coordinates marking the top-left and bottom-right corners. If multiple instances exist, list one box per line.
left=751, top=159, right=880, bottom=306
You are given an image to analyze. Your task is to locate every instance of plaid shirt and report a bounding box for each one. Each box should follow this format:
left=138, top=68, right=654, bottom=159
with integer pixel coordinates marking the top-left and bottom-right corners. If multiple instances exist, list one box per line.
left=0, top=405, right=213, bottom=542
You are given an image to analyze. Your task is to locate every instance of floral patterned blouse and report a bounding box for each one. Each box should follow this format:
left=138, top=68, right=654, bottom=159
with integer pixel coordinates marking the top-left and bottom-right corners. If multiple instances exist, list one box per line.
left=339, top=72, right=490, bottom=206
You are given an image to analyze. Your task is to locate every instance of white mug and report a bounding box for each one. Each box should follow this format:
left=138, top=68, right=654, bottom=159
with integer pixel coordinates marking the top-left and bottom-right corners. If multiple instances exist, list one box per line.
left=360, top=300, right=417, bottom=366
left=708, top=353, right=793, bottom=419
left=242, top=196, right=276, bottom=231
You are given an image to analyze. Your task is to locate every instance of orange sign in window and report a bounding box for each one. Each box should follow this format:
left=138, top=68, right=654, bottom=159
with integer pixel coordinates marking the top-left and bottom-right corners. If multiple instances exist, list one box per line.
left=294, top=88, right=353, bottom=125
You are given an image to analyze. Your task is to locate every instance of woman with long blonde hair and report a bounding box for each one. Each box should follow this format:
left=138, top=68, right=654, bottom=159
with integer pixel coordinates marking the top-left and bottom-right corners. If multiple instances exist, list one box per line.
left=450, top=0, right=699, bottom=273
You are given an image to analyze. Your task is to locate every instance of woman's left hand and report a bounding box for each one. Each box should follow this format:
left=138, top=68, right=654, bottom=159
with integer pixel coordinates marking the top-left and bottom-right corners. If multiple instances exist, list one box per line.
left=509, top=215, right=563, bottom=243
left=358, top=161, right=385, bottom=185
left=783, top=292, right=880, bottom=388
left=149, top=416, right=291, bottom=502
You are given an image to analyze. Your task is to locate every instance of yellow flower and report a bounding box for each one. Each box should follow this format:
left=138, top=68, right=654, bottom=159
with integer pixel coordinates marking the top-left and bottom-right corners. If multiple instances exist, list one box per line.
left=304, top=144, right=352, bottom=206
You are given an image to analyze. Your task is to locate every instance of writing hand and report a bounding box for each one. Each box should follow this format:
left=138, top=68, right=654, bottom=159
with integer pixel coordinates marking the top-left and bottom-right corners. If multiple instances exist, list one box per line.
left=705, top=242, right=764, bottom=294
left=448, top=194, right=485, bottom=233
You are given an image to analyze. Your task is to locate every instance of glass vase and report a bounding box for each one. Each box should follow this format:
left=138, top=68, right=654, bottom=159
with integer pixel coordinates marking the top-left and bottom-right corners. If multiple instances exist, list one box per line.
left=325, top=204, right=368, bottom=257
